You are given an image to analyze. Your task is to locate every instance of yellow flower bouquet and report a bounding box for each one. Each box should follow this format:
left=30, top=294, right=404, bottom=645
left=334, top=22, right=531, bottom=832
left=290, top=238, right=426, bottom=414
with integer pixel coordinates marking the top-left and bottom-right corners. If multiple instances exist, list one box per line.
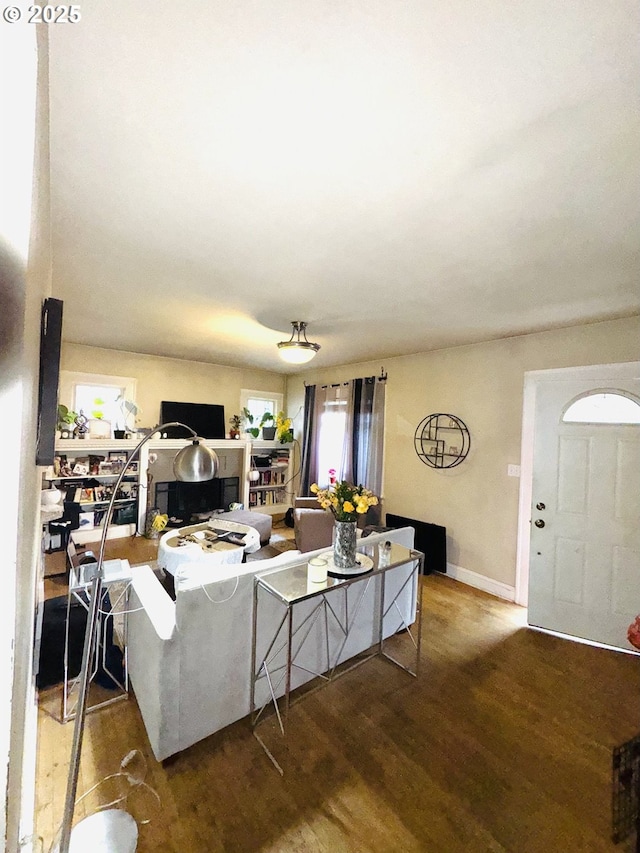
left=275, top=411, right=294, bottom=443
left=310, top=480, right=378, bottom=522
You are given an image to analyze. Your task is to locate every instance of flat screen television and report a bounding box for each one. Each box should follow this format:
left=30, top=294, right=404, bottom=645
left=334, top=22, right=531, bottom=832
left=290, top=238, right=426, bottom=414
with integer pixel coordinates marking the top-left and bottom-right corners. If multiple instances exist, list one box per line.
left=36, top=297, right=64, bottom=465
left=160, top=401, right=226, bottom=439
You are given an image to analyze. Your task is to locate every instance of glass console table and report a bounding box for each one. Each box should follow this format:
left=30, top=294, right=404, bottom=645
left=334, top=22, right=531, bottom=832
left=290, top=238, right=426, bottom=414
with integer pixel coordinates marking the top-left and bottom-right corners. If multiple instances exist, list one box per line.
left=63, top=558, right=133, bottom=722
left=251, top=542, right=424, bottom=773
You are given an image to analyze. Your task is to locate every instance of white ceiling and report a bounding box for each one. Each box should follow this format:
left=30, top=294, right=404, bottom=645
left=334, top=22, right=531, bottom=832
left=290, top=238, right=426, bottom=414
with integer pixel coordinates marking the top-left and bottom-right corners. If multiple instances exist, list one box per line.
left=48, top=0, right=639, bottom=373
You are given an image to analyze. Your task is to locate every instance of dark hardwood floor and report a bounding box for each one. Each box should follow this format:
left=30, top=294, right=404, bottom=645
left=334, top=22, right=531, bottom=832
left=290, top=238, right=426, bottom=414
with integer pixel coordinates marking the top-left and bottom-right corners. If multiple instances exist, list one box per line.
left=35, top=572, right=640, bottom=852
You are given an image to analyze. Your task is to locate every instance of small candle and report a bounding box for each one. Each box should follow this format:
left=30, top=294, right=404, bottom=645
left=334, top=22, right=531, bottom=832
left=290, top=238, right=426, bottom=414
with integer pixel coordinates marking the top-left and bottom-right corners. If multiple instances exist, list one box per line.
left=378, top=540, right=392, bottom=567
left=308, top=557, right=328, bottom=583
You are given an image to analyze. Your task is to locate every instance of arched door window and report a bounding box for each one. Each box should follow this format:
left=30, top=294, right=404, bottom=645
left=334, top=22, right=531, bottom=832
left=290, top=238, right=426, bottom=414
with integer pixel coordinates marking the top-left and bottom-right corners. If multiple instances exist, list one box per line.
left=562, top=390, right=640, bottom=425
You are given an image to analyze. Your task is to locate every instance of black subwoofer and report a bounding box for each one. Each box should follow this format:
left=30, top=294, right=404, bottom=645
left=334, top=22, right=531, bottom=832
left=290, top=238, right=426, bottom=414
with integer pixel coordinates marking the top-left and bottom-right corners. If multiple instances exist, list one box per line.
left=385, top=513, right=447, bottom=575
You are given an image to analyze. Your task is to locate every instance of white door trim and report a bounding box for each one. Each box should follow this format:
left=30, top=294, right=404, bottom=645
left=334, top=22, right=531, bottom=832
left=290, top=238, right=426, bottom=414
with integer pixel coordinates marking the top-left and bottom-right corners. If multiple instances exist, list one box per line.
left=514, top=361, right=640, bottom=607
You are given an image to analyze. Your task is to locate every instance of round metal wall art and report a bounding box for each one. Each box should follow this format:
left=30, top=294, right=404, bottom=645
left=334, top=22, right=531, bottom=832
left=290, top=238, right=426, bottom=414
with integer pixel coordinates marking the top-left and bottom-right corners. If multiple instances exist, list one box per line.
left=414, top=413, right=470, bottom=469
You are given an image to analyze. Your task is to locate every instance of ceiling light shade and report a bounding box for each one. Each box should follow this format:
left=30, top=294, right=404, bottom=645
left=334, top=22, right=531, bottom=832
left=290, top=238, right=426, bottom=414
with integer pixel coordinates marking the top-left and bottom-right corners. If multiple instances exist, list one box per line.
left=277, top=321, right=321, bottom=364
left=173, top=438, right=219, bottom=481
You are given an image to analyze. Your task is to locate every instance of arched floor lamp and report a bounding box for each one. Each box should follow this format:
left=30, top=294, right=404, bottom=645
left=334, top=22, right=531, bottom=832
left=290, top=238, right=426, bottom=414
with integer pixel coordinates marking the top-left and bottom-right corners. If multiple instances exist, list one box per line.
left=55, top=423, right=219, bottom=853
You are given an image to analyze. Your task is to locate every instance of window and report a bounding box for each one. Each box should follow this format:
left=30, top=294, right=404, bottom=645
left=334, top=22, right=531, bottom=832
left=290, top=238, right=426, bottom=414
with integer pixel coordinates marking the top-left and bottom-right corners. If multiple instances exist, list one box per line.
left=562, top=391, right=640, bottom=425
left=74, top=383, right=121, bottom=423
left=300, top=377, right=385, bottom=496
left=240, top=389, right=283, bottom=424
left=316, top=386, right=349, bottom=484
left=58, top=371, right=137, bottom=429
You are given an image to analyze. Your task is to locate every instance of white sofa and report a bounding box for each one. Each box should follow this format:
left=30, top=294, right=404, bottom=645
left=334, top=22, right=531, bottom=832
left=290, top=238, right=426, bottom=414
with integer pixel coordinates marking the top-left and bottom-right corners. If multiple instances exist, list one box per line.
left=128, top=526, right=417, bottom=762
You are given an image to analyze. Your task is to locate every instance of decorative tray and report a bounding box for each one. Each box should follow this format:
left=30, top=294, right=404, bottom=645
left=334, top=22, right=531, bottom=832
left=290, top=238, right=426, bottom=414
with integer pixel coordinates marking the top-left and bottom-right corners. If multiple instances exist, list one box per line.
left=326, top=553, right=374, bottom=578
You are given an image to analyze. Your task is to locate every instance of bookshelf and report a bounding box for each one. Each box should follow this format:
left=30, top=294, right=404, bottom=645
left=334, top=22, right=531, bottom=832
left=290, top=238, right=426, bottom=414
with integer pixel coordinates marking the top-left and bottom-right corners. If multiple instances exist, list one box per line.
left=248, top=444, right=292, bottom=515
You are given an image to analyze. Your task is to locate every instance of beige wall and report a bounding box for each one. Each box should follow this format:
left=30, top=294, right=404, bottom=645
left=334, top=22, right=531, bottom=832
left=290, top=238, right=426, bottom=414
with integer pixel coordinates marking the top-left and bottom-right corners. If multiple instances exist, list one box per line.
left=60, top=344, right=286, bottom=433
left=286, top=316, right=640, bottom=591
left=2, top=24, right=50, bottom=849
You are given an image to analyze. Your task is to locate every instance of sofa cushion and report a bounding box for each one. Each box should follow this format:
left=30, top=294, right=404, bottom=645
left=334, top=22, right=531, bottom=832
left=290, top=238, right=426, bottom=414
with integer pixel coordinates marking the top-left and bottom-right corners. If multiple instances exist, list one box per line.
left=218, top=510, right=272, bottom=545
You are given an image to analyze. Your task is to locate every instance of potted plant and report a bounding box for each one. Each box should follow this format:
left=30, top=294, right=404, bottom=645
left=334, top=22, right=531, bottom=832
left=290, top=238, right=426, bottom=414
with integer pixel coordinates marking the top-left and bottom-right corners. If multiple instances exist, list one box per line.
left=260, top=412, right=276, bottom=440
left=115, top=394, right=139, bottom=437
left=56, top=404, right=78, bottom=438
left=229, top=414, right=242, bottom=439
left=242, top=407, right=258, bottom=438
left=242, top=409, right=275, bottom=439
left=275, top=411, right=294, bottom=443
left=310, top=480, right=379, bottom=569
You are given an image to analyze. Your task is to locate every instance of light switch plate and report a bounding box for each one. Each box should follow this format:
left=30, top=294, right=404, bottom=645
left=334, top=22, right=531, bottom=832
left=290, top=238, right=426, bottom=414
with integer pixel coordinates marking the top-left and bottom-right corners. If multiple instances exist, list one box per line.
left=507, top=464, right=521, bottom=478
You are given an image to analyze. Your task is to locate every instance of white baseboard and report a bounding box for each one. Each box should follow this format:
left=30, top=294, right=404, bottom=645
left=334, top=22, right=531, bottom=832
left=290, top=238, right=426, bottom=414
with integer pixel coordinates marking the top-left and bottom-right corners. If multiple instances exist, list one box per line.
left=445, top=563, right=516, bottom=602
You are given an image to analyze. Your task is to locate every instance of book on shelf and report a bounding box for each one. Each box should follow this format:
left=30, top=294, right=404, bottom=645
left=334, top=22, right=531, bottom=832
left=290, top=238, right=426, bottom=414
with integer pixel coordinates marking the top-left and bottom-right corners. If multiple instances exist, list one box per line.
left=249, top=487, right=286, bottom=507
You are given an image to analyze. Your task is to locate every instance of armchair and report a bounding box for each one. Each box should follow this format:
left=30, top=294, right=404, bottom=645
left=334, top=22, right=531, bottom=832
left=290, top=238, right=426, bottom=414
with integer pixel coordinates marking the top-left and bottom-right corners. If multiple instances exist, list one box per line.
left=292, top=497, right=334, bottom=553
left=292, top=496, right=383, bottom=553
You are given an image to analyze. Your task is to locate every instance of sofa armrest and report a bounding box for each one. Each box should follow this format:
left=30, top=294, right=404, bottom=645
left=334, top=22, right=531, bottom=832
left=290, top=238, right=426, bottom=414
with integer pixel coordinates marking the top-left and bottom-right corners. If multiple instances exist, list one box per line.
left=128, top=565, right=180, bottom=761
left=130, top=565, right=176, bottom=640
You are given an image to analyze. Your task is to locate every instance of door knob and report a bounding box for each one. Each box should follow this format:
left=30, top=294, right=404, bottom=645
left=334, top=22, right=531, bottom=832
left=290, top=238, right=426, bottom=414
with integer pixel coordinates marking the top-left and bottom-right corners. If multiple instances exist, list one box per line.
left=534, top=519, right=545, bottom=528
left=536, top=502, right=546, bottom=511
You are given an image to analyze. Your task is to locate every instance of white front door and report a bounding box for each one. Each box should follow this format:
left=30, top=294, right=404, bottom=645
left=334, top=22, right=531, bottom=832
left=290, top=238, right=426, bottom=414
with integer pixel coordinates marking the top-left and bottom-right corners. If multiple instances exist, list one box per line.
left=528, top=368, right=640, bottom=650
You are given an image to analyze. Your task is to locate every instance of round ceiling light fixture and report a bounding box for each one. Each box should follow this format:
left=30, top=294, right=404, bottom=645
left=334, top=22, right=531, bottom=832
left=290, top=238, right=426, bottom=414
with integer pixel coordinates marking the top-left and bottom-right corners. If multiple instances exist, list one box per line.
left=277, top=320, right=321, bottom=365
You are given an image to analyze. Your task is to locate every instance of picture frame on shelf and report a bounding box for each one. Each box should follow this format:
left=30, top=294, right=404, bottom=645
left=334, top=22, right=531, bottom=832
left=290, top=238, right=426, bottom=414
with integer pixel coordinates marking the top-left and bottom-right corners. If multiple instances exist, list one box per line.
left=79, top=487, right=95, bottom=504
left=116, top=482, right=136, bottom=500
left=78, top=511, right=95, bottom=529
left=125, top=461, right=139, bottom=475
left=107, top=451, right=127, bottom=473
left=95, top=485, right=113, bottom=502
left=53, top=455, right=68, bottom=477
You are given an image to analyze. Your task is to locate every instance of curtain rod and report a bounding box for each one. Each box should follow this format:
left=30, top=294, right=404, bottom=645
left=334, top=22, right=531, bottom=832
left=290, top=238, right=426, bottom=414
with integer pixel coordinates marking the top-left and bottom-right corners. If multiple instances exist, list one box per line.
left=304, top=367, right=387, bottom=388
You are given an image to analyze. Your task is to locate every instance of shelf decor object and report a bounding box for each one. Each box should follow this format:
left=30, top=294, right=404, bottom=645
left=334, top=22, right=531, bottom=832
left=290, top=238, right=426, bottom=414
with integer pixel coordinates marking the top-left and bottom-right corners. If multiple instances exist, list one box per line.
left=326, top=551, right=374, bottom=578
left=56, top=423, right=218, bottom=853
left=277, top=320, right=320, bottom=365
left=333, top=519, right=357, bottom=569
left=414, top=413, right=471, bottom=469
left=309, top=481, right=379, bottom=569
left=307, top=556, right=328, bottom=584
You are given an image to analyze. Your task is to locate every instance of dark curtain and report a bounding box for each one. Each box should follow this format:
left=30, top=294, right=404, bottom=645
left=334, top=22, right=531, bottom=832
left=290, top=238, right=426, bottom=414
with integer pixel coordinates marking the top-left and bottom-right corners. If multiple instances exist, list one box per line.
left=351, top=377, right=375, bottom=485
left=342, top=376, right=385, bottom=502
left=299, top=383, right=316, bottom=495
left=301, top=376, right=385, bottom=501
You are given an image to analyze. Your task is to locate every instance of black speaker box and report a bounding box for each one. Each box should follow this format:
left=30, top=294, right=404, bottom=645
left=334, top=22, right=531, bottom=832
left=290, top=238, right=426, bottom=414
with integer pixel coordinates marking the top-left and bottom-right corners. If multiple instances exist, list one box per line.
left=385, top=513, right=447, bottom=575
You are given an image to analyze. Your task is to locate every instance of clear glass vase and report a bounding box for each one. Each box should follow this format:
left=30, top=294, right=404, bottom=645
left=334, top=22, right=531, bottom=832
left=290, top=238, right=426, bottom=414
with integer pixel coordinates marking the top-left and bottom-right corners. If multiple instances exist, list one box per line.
left=333, top=520, right=357, bottom=569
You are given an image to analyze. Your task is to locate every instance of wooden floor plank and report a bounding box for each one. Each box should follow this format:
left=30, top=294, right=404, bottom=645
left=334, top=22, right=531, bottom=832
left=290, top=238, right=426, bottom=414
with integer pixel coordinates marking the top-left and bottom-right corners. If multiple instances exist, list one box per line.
left=35, top=573, right=640, bottom=852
